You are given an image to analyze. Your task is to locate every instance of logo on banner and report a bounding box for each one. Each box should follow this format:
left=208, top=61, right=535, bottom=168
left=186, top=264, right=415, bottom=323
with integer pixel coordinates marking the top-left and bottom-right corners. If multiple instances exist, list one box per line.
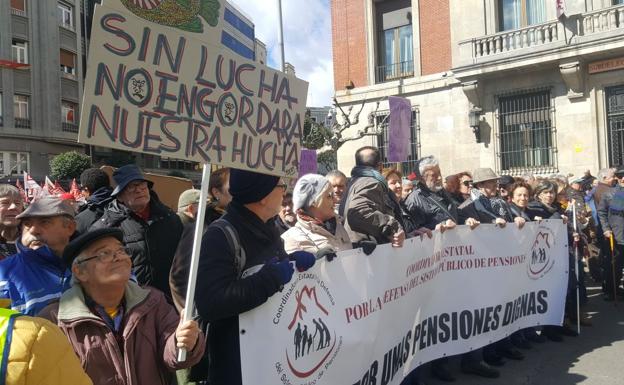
left=528, top=226, right=555, bottom=279
left=274, top=274, right=342, bottom=383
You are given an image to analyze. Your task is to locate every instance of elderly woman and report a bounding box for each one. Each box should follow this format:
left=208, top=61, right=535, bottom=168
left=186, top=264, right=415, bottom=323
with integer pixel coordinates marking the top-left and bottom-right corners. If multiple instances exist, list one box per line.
left=40, top=228, right=205, bottom=385
left=508, top=181, right=533, bottom=221
left=282, top=174, right=351, bottom=255
left=527, top=180, right=567, bottom=222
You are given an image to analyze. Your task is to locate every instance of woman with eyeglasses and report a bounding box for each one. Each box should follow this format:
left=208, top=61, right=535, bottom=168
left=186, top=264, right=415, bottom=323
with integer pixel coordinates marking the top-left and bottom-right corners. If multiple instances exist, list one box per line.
left=457, top=172, right=473, bottom=203
left=281, top=174, right=351, bottom=257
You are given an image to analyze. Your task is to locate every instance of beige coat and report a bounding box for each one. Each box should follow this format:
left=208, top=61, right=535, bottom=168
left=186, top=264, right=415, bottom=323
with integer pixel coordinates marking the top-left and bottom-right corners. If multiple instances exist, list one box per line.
left=281, top=216, right=352, bottom=254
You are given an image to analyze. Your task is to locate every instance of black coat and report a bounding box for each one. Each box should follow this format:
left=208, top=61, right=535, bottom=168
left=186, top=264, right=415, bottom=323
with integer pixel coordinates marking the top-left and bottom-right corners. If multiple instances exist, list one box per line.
left=75, top=186, right=113, bottom=234
left=509, top=202, right=532, bottom=221
left=526, top=201, right=563, bottom=221
left=404, top=184, right=458, bottom=230
left=194, top=200, right=286, bottom=385
left=90, top=191, right=183, bottom=298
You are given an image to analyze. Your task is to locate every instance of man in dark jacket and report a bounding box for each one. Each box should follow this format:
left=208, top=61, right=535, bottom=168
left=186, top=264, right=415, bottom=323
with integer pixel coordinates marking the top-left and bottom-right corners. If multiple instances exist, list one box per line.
left=340, top=146, right=405, bottom=247
left=90, top=165, right=182, bottom=299
left=75, top=168, right=113, bottom=234
left=598, top=167, right=624, bottom=301
left=194, top=169, right=315, bottom=385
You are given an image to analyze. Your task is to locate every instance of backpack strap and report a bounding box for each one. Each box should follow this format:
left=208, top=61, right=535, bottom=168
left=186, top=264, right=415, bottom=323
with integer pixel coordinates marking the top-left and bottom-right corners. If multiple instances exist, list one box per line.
left=211, top=219, right=247, bottom=278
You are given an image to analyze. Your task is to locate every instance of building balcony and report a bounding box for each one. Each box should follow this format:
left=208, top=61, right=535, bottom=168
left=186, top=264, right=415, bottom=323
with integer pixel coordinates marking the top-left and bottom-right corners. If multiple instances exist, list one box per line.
left=455, top=4, right=624, bottom=78
left=61, top=122, right=78, bottom=133
left=15, top=117, right=30, bottom=129
left=10, top=8, right=27, bottom=17
left=376, top=60, right=414, bottom=84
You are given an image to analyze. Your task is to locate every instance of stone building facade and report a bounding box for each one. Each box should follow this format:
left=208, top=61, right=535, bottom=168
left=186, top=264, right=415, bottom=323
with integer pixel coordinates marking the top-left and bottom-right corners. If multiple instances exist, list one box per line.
left=332, top=0, right=624, bottom=178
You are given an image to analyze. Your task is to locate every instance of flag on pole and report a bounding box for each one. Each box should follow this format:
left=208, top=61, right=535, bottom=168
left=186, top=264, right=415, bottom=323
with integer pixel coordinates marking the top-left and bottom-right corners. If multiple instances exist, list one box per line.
left=70, top=178, right=85, bottom=203
left=387, top=96, right=412, bottom=162
left=23, top=171, right=43, bottom=202
left=44, top=176, right=66, bottom=196
left=556, top=0, right=566, bottom=18
left=15, top=179, right=28, bottom=204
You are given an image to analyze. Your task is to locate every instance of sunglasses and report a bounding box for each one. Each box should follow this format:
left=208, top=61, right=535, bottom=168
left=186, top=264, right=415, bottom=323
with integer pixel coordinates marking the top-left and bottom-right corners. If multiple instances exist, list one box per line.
left=462, top=180, right=473, bottom=187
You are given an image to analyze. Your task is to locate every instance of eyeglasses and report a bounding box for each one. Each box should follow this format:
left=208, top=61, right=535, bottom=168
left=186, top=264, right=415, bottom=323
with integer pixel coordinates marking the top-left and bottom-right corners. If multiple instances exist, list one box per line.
left=462, top=180, right=473, bottom=187
left=125, top=181, right=148, bottom=192
left=75, top=247, right=131, bottom=265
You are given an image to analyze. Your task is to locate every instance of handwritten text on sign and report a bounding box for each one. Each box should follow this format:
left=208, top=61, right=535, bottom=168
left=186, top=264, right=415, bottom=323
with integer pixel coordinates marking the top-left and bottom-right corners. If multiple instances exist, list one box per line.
left=79, top=5, right=308, bottom=177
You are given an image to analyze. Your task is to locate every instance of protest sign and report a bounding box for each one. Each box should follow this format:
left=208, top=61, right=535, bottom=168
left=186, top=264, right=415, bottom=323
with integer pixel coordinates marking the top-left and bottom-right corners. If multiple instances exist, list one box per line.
left=79, top=3, right=308, bottom=177
left=240, top=220, right=568, bottom=385
left=299, top=149, right=318, bottom=177
left=387, top=96, right=411, bottom=163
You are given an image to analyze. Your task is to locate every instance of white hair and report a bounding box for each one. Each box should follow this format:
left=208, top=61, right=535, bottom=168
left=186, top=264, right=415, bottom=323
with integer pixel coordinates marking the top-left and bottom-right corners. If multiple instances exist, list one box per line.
left=598, top=168, right=615, bottom=180
left=418, top=156, right=439, bottom=176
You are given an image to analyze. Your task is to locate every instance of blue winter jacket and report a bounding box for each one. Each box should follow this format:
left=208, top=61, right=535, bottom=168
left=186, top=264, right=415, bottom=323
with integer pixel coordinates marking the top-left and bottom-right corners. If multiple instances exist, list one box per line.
left=0, top=242, right=72, bottom=316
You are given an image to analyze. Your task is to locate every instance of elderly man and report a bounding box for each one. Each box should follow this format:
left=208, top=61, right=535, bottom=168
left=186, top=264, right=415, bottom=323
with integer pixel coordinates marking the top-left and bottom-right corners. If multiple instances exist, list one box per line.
left=401, top=178, right=414, bottom=201
left=0, top=196, right=75, bottom=315
left=598, top=167, right=624, bottom=301
left=39, top=228, right=204, bottom=385
left=340, top=146, right=405, bottom=248
left=195, top=169, right=315, bottom=385
left=0, top=185, right=24, bottom=259
left=177, top=189, right=201, bottom=226
left=326, top=170, right=347, bottom=209
left=91, top=164, right=183, bottom=298
left=274, top=192, right=296, bottom=233
left=75, top=168, right=113, bottom=234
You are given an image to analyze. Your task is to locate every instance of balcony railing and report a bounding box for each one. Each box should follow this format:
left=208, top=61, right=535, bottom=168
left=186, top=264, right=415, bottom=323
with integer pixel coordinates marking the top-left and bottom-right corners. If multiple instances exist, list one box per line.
left=458, top=4, right=624, bottom=65
left=15, top=117, right=30, bottom=129
left=376, top=60, right=414, bottom=83
left=464, top=21, right=561, bottom=61
left=582, top=5, right=624, bottom=34
left=10, top=8, right=27, bottom=17
left=62, top=122, right=79, bottom=133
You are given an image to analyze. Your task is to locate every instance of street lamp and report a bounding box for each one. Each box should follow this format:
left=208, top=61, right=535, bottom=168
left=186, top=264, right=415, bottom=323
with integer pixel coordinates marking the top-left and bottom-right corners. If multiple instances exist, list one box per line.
left=469, top=107, right=483, bottom=143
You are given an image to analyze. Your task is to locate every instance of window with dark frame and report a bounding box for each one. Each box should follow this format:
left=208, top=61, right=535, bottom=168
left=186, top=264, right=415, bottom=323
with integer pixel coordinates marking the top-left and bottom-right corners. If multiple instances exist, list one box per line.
left=375, top=0, right=414, bottom=83
left=497, top=89, right=555, bottom=172
left=375, top=108, right=420, bottom=175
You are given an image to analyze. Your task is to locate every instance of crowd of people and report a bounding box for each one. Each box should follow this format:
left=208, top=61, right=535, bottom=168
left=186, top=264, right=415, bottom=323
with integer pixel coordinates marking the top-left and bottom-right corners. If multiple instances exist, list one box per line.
left=0, top=146, right=621, bottom=385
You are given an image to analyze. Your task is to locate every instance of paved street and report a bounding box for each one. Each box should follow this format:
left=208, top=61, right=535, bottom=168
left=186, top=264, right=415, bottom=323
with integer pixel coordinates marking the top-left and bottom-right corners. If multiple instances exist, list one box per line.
left=421, top=284, right=624, bottom=385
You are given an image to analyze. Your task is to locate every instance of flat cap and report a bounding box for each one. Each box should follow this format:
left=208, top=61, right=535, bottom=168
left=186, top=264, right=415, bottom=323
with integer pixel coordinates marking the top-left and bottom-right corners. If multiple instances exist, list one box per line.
left=16, top=196, right=75, bottom=219
left=63, top=228, right=124, bottom=266
left=178, top=189, right=201, bottom=210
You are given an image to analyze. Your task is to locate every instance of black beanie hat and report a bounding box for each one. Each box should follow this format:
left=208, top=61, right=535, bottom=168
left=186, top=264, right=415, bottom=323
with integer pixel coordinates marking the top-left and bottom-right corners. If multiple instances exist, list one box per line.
left=229, top=169, right=280, bottom=204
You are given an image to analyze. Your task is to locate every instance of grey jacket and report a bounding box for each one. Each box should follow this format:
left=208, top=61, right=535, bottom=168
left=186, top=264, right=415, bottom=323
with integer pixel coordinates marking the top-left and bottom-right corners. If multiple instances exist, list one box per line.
left=597, top=185, right=624, bottom=244
left=340, top=174, right=401, bottom=244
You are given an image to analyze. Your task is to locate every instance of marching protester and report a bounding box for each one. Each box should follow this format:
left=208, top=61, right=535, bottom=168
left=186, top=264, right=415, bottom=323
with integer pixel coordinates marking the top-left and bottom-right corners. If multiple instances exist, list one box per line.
left=341, top=146, right=405, bottom=249
left=597, top=167, right=624, bottom=301
left=169, top=167, right=231, bottom=384
left=0, top=196, right=75, bottom=315
left=0, top=185, right=24, bottom=259
left=75, top=168, right=113, bottom=234
left=90, top=165, right=183, bottom=299
left=383, top=168, right=418, bottom=235
left=401, top=178, right=414, bottom=201
left=275, top=192, right=297, bottom=233
left=326, top=169, right=348, bottom=210
left=193, top=169, right=316, bottom=385
left=39, top=228, right=205, bottom=385
left=0, top=307, right=93, bottom=385
left=177, top=189, right=201, bottom=226
left=282, top=173, right=351, bottom=255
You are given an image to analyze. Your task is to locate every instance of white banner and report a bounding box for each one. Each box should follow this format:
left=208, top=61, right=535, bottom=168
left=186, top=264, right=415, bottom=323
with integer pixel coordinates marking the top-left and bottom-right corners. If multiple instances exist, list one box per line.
left=240, top=220, right=569, bottom=385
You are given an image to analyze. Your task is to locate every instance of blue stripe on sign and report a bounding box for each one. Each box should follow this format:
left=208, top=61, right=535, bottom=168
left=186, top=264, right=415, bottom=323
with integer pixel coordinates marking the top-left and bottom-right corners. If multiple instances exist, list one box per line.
left=221, top=31, right=255, bottom=60
left=224, top=7, right=255, bottom=41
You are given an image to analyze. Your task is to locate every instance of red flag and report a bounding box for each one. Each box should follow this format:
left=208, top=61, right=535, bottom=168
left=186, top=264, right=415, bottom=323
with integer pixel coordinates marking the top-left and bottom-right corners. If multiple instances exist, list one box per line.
left=70, top=178, right=85, bottom=203
left=53, top=180, right=67, bottom=195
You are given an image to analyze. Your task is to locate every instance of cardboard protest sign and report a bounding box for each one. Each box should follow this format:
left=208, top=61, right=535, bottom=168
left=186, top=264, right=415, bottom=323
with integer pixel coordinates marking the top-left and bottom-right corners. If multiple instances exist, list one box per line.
left=80, top=3, right=308, bottom=177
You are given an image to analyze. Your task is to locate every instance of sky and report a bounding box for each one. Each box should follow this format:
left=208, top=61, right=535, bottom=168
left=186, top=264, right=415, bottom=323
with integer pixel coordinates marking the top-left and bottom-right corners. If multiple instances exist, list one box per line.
left=231, top=0, right=335, bottom=108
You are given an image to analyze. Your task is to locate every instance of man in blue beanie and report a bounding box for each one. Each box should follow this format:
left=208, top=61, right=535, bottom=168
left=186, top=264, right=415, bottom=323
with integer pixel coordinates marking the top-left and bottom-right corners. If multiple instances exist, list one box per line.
left=193, top=169, right=316, bottom=385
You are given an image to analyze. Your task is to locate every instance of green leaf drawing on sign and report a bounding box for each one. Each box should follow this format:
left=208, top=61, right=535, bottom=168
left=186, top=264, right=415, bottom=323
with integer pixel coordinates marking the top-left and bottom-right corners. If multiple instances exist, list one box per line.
left=199, top=0, right=221, bottom=27
left=178, top=16, right=204, bottom=33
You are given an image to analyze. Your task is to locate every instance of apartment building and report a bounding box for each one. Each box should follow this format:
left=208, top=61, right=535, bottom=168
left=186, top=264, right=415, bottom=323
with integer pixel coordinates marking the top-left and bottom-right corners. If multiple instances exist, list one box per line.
left=332, top=0, right=624, bottom=177
left=0, top=0, right=267, bottom=182
left=0, top=0, right=84, bottom=180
